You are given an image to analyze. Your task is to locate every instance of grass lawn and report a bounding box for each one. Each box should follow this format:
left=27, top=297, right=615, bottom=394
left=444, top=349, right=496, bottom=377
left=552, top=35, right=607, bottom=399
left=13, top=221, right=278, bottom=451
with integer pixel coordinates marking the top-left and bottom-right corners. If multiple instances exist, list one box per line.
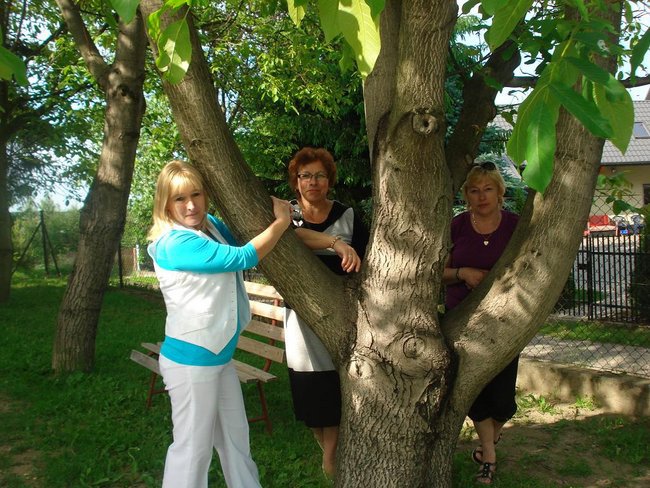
left=1, top=273, right=649, bottom=487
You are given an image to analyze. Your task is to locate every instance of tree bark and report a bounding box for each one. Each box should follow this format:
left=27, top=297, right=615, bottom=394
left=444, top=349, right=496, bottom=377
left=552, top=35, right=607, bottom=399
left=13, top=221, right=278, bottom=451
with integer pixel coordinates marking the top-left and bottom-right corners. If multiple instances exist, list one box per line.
left=52, top=3, right=147, bottom=372
left=337, top=2, right=459, bottom=486
left=1, top=0, right=14, bottom=301
left=0, top=132, right=11, bottom=303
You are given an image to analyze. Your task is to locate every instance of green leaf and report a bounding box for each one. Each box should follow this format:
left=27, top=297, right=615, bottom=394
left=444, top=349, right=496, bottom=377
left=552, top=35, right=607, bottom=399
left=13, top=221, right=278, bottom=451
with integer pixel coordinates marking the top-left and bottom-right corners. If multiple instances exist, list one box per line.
left=507, top=75, right=554, bottom=164
left=564, top=56, right=609, bottom=84
left=545, top=55, right=579, bottom=88
left=548, top=82, right=612, bottom=138
left=286, top=0, right=306, bottom=26
left=109, top=0, right=140, bottom=24
left=461, top=0, right=481, bottom=14
left=156, top=18, right=192, bottom=84
left=613, top=199, right=635, bottom=214
left=603, top=75, right=628, bottom=104
left=482, top=0, right=508, bottom=16
left=522, top=99, right=559, bottom=193
left=485, top=0, right=534, bottom=50
left=565, top=0, right=589, bottom=21
left=507, top=74, right=560, bottom=194
left=146, top=7, right=164, bottom=40
left=0, top=46, right=28, bottom=85
left=630, top=28, right=650, bottom=81
left=338, top=0, right=381, bottom=78
left=365, top=0, right=385, bottom=18
left=317, top=0, right=340, bottom=42
left=593, top=83, right=633, bottom=153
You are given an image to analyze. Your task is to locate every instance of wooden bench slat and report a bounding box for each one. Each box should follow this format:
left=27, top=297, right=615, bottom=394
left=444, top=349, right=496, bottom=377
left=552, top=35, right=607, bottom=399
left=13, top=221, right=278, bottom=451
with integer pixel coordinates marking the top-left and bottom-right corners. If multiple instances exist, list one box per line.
left=233, top=360, right=277, bottom=383
left=141, top=342, right=161, bottom=354
left=250, top=300, right=284, bottom=322
left=237, top=335, right=285, bottom=363
left=244, top=281, right=282, bottom=300
left=130, top=349, right=161, bottom=375
left=244, top=319, right=285, bottom=342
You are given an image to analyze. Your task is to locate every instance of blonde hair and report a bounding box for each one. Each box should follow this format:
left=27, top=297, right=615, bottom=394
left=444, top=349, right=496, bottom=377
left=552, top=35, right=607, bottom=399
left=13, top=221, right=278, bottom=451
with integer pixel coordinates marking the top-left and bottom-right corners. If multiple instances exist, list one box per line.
left=147, top=160, right=208, bottom=241
left=461, top=163, right=506, bottom=208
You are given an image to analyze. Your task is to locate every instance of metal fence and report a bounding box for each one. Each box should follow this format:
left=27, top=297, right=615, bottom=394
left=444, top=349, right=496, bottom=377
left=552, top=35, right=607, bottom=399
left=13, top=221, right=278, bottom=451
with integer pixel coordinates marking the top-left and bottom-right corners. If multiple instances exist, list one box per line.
left=521, top=198, right=650, bottom=379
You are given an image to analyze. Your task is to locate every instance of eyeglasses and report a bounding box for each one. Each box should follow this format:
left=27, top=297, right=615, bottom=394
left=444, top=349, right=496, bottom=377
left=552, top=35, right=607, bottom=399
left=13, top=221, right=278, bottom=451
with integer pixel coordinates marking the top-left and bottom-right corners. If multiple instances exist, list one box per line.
left=472, top=161, right=497, bottom=171
left=297, top=172, right=328, bottom=182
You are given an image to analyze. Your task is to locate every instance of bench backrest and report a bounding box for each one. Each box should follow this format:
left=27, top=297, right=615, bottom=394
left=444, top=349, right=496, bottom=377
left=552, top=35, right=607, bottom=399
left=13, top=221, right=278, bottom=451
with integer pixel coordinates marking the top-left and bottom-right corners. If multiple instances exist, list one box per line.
left=240, top=281, right=285, bottom=365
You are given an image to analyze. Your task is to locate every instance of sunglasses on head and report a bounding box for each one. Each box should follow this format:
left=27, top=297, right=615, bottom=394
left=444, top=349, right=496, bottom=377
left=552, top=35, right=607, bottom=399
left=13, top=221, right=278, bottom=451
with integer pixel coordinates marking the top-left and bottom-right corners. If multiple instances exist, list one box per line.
left=472, top=161, right=497, bottom=171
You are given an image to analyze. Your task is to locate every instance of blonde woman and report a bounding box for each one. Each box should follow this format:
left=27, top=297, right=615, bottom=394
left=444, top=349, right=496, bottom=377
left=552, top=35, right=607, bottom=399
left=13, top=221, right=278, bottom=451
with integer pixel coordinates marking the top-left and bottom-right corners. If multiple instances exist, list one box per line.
left=443, top=161, right=520, bottom=485
left=147, top=160, right=291, bottom=488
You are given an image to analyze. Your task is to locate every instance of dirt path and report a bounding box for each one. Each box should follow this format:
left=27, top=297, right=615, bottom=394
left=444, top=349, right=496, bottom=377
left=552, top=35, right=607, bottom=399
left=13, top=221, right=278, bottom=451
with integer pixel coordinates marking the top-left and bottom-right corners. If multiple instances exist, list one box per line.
left=457, top=400, right=650, bottom=487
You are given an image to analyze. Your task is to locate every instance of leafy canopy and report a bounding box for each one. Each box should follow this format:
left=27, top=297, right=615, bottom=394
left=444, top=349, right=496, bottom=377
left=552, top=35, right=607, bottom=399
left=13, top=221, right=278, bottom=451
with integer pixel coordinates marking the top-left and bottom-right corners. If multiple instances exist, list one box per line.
left=95, top=0, right=646, bottom=196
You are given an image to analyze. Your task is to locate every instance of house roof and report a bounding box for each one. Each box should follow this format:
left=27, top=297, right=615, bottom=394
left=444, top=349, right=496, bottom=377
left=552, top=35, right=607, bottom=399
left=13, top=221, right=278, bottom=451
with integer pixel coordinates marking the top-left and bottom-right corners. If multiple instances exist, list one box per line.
left=491, top=98, right=650, bottom=166
left=601, top=99, right=650, bottom=166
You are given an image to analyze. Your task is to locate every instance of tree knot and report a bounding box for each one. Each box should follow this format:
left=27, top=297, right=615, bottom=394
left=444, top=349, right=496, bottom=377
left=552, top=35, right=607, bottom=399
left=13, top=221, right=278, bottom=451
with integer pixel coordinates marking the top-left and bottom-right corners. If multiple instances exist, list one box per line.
left=403, top=335, right=427, bottom=359
left=411, top=110, right=438, bottom=135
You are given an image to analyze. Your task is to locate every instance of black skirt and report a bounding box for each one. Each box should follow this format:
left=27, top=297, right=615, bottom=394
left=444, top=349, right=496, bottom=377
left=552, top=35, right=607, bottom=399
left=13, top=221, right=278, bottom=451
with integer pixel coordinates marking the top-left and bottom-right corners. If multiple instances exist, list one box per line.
left=287, top=368, right=342, bottom=427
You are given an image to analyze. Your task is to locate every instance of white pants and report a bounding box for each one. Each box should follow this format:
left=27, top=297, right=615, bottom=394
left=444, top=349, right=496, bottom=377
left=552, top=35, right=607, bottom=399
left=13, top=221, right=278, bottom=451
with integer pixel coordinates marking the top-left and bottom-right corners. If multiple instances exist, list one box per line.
left=159, top=356, right=261, bottom=488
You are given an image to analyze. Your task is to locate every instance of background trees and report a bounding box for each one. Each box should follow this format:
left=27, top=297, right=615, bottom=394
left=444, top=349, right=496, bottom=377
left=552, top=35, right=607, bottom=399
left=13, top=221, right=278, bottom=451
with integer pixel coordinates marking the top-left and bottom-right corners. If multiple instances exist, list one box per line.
left=0, top=0, right=103, bottom=301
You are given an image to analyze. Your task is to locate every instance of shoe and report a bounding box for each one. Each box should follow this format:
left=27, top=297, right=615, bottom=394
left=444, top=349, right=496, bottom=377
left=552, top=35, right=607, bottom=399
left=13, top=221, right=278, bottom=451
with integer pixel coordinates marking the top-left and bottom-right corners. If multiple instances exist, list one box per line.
left=475, top=462, right=496, bottom=485
left=471, top=433, right=502, bottom=464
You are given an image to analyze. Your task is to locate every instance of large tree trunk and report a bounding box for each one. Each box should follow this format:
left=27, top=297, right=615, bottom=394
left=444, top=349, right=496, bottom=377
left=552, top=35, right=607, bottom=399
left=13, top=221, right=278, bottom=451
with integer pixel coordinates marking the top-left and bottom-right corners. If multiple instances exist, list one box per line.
left=0, top=2, right=11, bottom=303
left=52, top=4, right=147, bottom=372
left=337, top=1, right=458, bottom=485
left=138, top=0, right=622, bottom=486
left=0, top=133, right=11, bottom=303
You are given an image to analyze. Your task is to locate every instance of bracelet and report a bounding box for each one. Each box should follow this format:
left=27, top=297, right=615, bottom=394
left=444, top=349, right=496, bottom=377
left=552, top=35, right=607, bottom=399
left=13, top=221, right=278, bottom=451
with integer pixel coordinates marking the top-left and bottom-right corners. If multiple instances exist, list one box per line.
left=455, top=268, right=461, bottom=281
left=329, top=235, right=342, bottom=249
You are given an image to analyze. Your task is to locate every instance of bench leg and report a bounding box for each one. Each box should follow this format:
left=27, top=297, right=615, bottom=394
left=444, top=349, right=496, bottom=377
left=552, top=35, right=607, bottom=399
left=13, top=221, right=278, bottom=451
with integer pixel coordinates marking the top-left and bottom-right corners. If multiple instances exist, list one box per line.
left=147, top=372, right=158, bottom=408
left=247, top=382, right=272, bottom=435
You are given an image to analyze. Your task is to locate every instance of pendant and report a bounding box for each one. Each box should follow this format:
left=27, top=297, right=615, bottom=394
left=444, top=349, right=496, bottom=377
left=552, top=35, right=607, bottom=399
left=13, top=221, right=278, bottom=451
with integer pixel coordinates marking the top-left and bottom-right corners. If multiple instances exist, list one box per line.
left=483, top=240, right=489, bottom=246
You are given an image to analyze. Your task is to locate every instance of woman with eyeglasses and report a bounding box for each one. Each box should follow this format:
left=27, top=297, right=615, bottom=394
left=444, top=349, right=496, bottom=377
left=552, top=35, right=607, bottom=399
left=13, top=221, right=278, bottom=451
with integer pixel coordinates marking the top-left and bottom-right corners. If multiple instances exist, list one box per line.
left=284, top=146, right=369, bottom=479
left=442, top=161, right=520, bottom=485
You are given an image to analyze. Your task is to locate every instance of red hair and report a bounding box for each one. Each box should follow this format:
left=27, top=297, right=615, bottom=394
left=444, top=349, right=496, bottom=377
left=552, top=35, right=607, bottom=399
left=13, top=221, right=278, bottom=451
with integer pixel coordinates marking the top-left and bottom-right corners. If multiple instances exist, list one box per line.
left=288, top=147, right=337, bottom=194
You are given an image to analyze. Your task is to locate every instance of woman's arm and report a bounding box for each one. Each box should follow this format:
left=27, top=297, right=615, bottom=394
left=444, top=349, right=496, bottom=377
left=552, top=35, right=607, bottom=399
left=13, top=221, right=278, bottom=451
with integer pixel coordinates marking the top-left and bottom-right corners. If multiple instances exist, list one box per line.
left=294, top=228, right=361, bottom=273
left=443, top=263, right=488, bottom=289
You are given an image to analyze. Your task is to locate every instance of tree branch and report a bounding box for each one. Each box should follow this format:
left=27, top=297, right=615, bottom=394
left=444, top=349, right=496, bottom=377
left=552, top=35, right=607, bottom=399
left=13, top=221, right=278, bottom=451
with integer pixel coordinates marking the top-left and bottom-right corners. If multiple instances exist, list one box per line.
left=445, top=41, right=521, bottom=192
left=55, top=0, right=110, bottom=90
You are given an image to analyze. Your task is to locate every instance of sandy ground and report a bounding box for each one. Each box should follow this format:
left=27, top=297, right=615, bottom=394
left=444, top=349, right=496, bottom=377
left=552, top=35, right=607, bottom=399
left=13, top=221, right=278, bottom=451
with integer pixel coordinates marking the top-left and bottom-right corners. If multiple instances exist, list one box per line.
left=457, top=400, right=650, bottom=487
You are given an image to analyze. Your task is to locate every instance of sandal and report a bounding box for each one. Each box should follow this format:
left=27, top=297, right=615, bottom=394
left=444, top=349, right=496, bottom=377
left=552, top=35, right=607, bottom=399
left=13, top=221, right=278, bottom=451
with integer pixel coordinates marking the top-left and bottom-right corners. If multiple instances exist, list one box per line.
left=471, top=433, right=502, bottom=464
left=475, top=462, right=496, bottom=485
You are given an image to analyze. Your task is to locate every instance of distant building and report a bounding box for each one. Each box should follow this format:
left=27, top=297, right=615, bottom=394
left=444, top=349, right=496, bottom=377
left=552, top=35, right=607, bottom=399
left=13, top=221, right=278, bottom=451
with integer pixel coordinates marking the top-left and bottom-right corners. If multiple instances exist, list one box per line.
left=491, top=96, right=650, bottom=226
left=600, top=97, right=650, bottom=209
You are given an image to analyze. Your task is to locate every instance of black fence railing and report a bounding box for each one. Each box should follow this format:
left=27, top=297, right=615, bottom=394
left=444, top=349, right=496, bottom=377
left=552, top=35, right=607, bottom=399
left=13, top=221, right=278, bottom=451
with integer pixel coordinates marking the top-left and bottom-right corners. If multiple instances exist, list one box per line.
left=559, top=233, right=649, bottom=323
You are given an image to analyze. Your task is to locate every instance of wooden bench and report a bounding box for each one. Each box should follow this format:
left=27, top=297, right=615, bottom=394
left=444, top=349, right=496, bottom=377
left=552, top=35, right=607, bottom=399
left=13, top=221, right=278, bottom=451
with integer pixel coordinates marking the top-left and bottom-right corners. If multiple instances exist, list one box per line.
left=129, top=281, right=285, bottom=434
